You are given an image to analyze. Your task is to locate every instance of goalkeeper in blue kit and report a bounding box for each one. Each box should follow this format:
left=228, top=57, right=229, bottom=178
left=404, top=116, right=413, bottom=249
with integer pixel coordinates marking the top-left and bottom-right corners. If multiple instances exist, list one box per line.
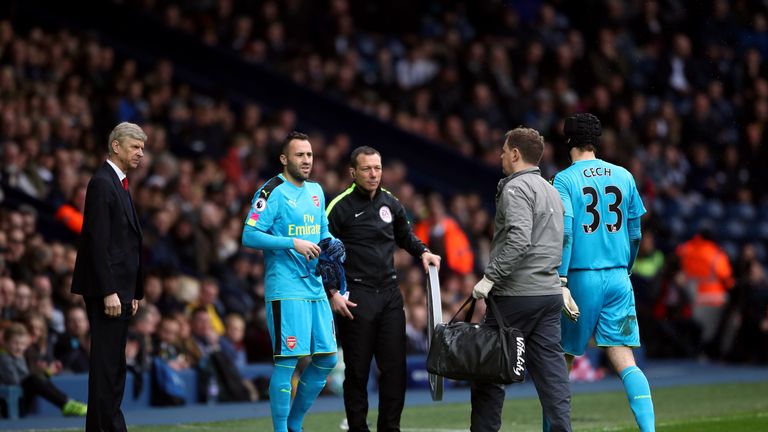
left=552, top=113, right=655, bottom=431
left=242, top=131, right=340, bottom=432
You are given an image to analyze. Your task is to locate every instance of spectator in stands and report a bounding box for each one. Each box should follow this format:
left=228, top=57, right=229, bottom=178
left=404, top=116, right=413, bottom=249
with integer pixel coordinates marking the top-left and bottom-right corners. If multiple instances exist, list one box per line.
left=188, top=306, right=219, bottom=360
left=23, top=313, right=61, bottom=378
left=4, top=229, right=26, bottom=281
left=676, top=228, right=735, bottom=358
left=721, top=245, right=768, bottom=363
left=219, top=313, right=246, bottom=368
left=0, top=276, right=14, bottom=320
left=415, top=194, right=473, bottom=276
left=244, top=306, right=272, bottom=363
left=185, top=277, right=225, bottom=336
left=154, top=316, right=190, bottom=370
left=126, top=305, right=159, bottom=375
left=10, top=281, right=32, bottom=319
left=632, top=232, right=665, bottom=320
left=404, top=303, right=428, bottom=354
left=0, top=323, right=87, bottom=417
left=53, top=305, right=90, bottom=373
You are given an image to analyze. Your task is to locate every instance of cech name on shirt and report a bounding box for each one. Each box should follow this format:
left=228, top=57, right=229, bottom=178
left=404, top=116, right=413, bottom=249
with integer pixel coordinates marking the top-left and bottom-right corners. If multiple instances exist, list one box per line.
left=582, top=167, right=612, bottom=178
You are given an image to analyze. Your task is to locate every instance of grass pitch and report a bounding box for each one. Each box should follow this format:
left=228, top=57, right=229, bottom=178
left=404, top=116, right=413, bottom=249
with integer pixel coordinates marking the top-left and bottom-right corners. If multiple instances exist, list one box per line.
left=58, top=381, right=768, bottom=431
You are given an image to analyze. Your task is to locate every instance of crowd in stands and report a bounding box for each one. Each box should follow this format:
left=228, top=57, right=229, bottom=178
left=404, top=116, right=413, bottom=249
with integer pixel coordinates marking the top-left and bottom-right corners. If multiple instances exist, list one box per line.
left=1, top=0, right=768, bottom=415
left=118, top=0, right=768, bottom=362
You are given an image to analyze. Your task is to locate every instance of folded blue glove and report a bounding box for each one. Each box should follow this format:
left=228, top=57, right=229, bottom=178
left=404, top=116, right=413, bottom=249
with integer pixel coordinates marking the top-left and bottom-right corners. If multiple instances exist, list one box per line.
left=315, top=256, right=347, bottom=296
left=317, top=238, right=348, bottom=296
left=316, top=259, right=338, bottom=288
left=336, top=262, right=347, bottom=295
left=319, top=237, right=346, bottom=263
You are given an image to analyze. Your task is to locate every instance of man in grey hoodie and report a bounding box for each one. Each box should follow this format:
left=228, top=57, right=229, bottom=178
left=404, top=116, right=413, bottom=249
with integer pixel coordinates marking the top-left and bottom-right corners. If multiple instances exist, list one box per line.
left=470, top=127, right=572, bottom=432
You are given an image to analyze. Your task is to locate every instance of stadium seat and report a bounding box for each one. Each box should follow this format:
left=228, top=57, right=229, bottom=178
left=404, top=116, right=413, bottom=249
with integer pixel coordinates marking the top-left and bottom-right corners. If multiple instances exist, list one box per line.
left=721, top=241, right=739, bottom=262
left=667, top=216, right=687, bottom=239
left=752, top=221, right=768, bottom=241
left=704, top=200, right=725, bottom=220
left=758, top=202, right=768, bottom=221
left=724, top=203, right=756, bottom=222
left=752, top=243, right=767, bottom=263
left=0, top=385, right=22, bottom=420
left=722, top=220, right=747, bottom=241
left=685, top=217, right=716, bottom=240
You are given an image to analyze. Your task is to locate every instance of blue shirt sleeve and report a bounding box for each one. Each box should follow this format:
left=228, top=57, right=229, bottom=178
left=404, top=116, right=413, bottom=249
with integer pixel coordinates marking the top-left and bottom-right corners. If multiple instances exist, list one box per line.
left=558, top=215, right=574, bottom=277
left=319, top=188, right=332, bottom=241
left=241, top=187, right=294, bottom=250
left=626, top=172, right=646, bottom=220
left=553, top=173, right=573, bottom=219
left=554, top=172, right=574, bottom=276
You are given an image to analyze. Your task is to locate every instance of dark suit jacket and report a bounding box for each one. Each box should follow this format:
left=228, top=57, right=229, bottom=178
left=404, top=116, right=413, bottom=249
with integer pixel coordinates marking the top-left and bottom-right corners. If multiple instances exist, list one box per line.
left=72, top=161, right=143, bottom=315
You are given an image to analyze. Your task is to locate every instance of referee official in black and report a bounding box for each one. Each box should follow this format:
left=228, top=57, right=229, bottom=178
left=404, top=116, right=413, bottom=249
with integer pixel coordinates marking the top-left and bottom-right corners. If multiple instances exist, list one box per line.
left=326, top=146, right=441, bottom=432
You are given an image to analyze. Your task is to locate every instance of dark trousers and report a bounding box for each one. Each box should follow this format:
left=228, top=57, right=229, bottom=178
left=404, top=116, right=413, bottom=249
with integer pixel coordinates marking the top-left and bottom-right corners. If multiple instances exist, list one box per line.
left=471, top=294, right=571, bottom=432
left=20, top=373, right=68, bottom=413
left=337, top=287, right=406, bottom=432
left=85, top=299, right=129, bottom=432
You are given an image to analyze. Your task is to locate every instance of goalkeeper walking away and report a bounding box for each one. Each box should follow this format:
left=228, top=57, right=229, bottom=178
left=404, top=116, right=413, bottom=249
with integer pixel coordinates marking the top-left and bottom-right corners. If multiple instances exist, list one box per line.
left=551, top=113, right=655, bottom=432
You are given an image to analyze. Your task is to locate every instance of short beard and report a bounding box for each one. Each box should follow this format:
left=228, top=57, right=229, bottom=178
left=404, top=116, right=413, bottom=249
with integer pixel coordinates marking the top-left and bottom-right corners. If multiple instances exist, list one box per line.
left=287, top=162, right=309, bottom=182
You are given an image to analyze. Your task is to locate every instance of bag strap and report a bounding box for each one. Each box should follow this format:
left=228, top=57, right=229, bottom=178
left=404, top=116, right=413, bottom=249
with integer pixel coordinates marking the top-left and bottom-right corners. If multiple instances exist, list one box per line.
left=448, top=296, right=476, bottom=324
left=485, top=296, right=510, bottom=330
left=447, top=296, right=512, bottom=329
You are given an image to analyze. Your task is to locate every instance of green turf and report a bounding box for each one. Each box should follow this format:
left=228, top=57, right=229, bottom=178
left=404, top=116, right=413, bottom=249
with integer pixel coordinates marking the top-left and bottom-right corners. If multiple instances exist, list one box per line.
left=58, top=381, right=768, bottom=431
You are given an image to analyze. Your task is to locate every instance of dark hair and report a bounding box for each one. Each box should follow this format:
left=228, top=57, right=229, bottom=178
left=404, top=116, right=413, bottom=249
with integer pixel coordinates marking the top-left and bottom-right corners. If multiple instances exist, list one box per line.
left=191, top=306, right=209, bottom=317
left=504, top=127, right=544, bottom=164
left=349, top=146, right=380, bottom=168
left=280, top=131, right=309, bottom=155
left=563, top=113, right=601, bottom=151
left=4, top=322, right=28, bottom=343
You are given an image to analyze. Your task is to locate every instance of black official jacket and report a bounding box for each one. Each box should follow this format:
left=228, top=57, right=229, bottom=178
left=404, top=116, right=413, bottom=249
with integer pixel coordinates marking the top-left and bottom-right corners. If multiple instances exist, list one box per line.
left=72, top=162, right=143, bottom=312
left=326, top=184, right=428, bottom=290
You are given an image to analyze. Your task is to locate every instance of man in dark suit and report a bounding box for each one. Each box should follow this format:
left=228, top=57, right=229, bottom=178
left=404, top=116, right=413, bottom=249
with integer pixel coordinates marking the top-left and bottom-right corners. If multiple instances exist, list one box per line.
left=72, top=122, right=146, bottom=431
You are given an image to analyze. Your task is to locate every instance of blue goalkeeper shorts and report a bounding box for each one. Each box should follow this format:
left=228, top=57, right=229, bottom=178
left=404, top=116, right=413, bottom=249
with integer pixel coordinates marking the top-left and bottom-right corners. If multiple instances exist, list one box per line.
left=266, top=298, right=337, bottom=358
left=561, top=267, right=640, bottom=356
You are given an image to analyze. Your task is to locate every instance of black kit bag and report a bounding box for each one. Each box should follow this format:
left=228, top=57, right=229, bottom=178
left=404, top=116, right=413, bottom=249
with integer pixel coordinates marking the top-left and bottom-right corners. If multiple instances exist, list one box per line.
left=427, top=296, right=526, bottom=384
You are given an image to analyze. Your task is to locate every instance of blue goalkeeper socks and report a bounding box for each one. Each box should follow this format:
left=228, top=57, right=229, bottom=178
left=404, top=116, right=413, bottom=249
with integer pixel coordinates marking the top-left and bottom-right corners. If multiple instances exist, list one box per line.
left=287, top=354, right=337, bottom=431
left=620, top=366, right=655, bottom=432
left=270, top=357, right=299, bottom=432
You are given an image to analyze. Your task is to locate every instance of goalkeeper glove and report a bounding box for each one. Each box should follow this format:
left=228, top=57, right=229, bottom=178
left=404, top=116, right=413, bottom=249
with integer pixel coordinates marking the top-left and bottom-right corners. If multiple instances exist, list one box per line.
left=319, top=237, right=346, bottom=263
left=560, top=277, right=580, bottom=322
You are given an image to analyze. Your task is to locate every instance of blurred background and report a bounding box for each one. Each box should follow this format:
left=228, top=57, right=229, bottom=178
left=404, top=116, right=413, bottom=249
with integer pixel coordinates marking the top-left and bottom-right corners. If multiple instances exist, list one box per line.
left=0, top=0, right=767, bottom=415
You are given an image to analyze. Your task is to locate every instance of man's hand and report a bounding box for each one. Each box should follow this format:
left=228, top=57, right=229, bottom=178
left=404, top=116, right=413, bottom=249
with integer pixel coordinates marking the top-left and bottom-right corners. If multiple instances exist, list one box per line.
left=131, top=299, right=139, bottom=316
left=294, top=238, right=321, bottom=261
left=420, top=251, right=442, bottom=272
left=329, top=292, right=357, bottom=320
left=560, top=277, right=580, bottom=322
left=104, top=293, right=121, bottom=318
left=472, top=276, right=494, bottom=299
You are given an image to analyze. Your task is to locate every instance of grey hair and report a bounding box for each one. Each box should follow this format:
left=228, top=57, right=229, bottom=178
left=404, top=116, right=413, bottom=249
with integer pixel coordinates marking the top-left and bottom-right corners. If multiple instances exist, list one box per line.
left=108, top=122, right=147, bottom=154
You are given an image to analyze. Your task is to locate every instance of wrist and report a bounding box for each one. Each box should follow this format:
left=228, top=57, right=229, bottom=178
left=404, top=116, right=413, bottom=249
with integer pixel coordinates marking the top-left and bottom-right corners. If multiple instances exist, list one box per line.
left=420, top=248, right=431, bottom=259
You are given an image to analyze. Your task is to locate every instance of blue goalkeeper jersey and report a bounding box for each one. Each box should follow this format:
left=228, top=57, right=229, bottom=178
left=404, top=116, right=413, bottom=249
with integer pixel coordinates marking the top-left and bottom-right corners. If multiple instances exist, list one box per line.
left=241, top=174, right=331, bottom=302
left=553, top=159, right=645, bottom=272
